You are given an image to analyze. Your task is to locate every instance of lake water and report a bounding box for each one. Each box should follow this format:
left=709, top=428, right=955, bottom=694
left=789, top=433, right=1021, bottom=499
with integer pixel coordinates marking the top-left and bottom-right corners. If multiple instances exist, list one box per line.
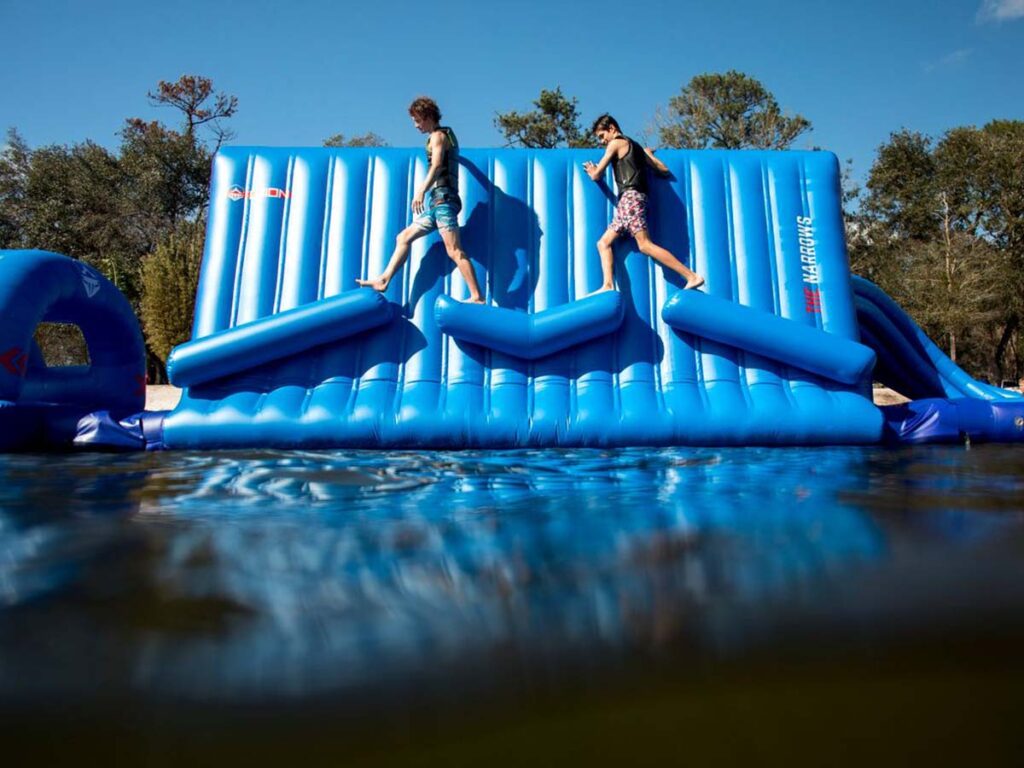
left=2, top=445, right=1023, bottom=764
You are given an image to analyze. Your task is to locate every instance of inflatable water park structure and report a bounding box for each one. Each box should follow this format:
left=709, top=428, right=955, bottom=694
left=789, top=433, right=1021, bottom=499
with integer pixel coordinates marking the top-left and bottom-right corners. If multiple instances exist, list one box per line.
left=2, top=147, right=1022, bottom=451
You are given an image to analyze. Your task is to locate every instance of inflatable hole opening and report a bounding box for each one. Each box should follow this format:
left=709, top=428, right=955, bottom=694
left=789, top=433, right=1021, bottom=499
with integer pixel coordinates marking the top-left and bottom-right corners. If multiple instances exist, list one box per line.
left=33, top=322, right=91, bottom=368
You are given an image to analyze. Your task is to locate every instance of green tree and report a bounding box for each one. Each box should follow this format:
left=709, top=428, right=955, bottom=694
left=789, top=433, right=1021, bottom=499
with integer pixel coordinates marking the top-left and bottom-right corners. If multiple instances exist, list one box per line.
left=1, top=137, right=139, bottom=364
left=0, top=128, right=31, bottom=248
left=22, top=141, right=139, bottom=296
left=861, top=130, right=938, bottom=240
left=963, top=121, right=1024, bottom=374
left=127, top=75, right=238, bottom=380
left=119, top=118, right=212, bottom=250
left=121, top=75, right=237, bottom=242
left=656, top=71, right=811, bottom=149
left=4, top=76, right=237, bottom=380
left=854, top=121, right=1024, bottom=381
left=147, top=75, right=238, bottom=149
left=139, top=217, right=205, bottom=365
left=494, top=87, right=598, bottom=148
left=323, top=132, right=389, bottom=147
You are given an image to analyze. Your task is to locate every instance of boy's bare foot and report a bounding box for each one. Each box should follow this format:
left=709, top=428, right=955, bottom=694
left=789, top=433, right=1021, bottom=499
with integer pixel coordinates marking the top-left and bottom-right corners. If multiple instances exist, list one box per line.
left=460, top=296, right=486, bottom=304
left=356, top=276, right=389, bottom=292
left=685, top=276, right=705, bottom=290
left=589, top=283, right=616, bottom=296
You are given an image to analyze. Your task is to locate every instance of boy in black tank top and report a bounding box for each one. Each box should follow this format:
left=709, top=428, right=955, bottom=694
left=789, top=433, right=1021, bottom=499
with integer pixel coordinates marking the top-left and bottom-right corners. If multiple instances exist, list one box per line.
left=583, top=114, right=704, bottom=292
left=357, top=96, right=485, bottom=303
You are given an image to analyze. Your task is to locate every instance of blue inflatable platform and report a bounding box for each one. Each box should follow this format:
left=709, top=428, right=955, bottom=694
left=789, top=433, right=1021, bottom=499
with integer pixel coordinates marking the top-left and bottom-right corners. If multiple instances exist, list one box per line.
left=2, top=147, right=1021, bottom=450
left=159, top=147, right=884, bottom=448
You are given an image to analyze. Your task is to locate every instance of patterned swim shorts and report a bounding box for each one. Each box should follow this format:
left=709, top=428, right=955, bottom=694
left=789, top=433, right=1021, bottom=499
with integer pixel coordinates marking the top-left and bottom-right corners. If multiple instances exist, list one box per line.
left=413, top=190, right=462, bottom=233
left=611, top=189, right=648, bottom=236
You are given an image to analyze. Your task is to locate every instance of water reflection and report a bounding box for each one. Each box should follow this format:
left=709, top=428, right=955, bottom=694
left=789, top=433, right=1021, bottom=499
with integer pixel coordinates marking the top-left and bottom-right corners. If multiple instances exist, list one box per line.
left=1, top=446, right=1022, bottom=701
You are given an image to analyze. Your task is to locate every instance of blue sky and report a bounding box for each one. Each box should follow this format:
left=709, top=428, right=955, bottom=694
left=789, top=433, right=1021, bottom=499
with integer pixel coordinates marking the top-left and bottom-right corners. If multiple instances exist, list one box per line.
left=1, top=0, right=1022, bottom=182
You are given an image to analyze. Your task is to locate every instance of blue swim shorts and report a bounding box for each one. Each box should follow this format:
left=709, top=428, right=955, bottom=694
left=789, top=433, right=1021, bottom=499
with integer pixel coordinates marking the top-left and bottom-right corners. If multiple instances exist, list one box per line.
left=413, top=190, right=462, bottom=232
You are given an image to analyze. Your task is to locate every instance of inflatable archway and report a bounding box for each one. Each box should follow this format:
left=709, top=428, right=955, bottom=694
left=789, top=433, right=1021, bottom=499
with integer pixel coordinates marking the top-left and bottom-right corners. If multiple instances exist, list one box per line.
left=0, top=249, right=145, bottom=450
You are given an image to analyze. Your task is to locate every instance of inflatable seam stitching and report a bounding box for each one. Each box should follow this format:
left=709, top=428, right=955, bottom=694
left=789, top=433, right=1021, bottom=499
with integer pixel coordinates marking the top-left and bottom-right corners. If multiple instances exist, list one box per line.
left=317, top=155, right=334, bottom=300
left=304, top=159, right=332, bottom=416
left=566, top=159, right=578, bottom=430
left=349, top=157, right=376, bottom=422
left=525, top=154, right=535, bottom=436
left=722, top=157, right=747, bottom=405
left=757, top=158, right=781, bottom=392
left=227, top=153, right=256, bottom=328
left=393, top=156, right=418, bottom=422
left=271, top=155, right=295, bottom=314
left=684, top=158, right=704, bottom=404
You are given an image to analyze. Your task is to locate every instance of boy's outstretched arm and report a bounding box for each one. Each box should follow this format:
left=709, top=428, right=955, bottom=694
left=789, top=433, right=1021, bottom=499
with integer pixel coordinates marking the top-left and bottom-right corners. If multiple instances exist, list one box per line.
left=582, top=140, right=622, bottom=181
left=643, top=147, right=670, bottom=177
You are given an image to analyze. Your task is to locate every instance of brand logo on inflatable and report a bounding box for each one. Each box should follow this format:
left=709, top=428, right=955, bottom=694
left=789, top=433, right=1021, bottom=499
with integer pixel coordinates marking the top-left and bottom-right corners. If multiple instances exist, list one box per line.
left=79, top=263, right=100, bottom=298
left=803, top=286, right=822, bottom=314
left=796, top=216, right=821, bottom=313
left=227, top=185, right=292, bottom=201
left=0, top=347, right=27, bottom=377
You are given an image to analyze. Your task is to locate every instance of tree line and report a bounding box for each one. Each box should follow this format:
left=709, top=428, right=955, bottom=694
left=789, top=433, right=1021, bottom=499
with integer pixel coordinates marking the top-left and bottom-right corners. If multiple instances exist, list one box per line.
left=2, top=72, right=1021, bottom=386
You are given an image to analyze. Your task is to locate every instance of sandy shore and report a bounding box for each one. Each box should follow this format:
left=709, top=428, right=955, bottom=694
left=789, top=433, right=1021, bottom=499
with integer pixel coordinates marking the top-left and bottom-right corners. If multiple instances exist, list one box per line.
left=871, top=387, right=910, bottom=406
left=144, top=385, right=912, bottom=412
left=145, top=385, right=183, bottom=411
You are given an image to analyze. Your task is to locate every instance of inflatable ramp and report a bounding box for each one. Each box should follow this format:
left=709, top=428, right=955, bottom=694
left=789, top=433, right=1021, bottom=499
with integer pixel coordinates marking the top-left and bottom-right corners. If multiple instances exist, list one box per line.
left=161, top=147, right=883, bottom=449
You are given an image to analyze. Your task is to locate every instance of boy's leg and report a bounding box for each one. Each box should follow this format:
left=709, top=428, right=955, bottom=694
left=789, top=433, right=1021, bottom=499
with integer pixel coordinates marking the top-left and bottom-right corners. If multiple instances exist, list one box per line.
left=356, top=223, right=428, bottom=291
left=597, top=227, right=619, bottom=291
left=439, top=227, right=485, bottom=303
left=633, top=229, right=704, bottom=290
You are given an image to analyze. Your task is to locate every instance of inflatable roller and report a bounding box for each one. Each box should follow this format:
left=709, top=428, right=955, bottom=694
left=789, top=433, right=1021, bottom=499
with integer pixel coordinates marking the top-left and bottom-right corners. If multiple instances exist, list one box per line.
left=167, top=288, right=394, bottom=387
left=662, top=289, right=876, bottom=385
left=434, top=290, right=624, bottom=360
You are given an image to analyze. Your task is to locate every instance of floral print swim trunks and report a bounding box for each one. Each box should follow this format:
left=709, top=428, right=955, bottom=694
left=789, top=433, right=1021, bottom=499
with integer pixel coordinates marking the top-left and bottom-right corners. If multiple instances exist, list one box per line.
left=610, top=189, right=648, bottom=236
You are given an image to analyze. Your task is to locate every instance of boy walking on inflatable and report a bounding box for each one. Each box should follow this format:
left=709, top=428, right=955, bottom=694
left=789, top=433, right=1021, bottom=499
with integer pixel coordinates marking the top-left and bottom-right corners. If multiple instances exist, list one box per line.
left=358, top=97, right=485, bottom=303
left=583, top=114, right=704, bottom=292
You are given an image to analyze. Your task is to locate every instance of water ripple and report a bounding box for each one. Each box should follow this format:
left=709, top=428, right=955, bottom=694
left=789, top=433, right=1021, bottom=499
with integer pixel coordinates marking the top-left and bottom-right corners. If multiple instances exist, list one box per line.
left=1, top=445, right=1023, bottom=700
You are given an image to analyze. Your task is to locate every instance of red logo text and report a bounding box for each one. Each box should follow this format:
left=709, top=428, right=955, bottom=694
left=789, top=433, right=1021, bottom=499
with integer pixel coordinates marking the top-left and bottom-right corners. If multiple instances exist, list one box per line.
left=227, top=185, right=292, bottom=201
left=804, top=286, right=822, bottom=314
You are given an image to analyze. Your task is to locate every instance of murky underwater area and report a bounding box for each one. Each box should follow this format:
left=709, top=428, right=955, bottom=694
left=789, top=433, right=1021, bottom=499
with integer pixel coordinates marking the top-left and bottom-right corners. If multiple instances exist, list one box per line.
left=2, top=445, right=1024, bottom=763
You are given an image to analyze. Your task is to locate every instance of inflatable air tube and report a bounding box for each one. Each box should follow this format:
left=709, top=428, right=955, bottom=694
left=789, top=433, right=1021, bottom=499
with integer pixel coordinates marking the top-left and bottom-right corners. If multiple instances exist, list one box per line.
left=662, top=289, right=875, bottom=385
left=883, top=398, right=1024, bottom=444
left=434, top=290, right=624, bottom=360
left=167, top=289, right=394, bottom=387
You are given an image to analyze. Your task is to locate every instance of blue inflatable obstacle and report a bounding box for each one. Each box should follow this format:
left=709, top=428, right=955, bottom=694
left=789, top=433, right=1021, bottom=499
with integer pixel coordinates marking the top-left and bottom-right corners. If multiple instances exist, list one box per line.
left=0, top=250, right=151, bottom=451
left=161, top=146, right=886, bottom=449
left=3, top=149, right=1021, bottom=451
left=851, top=277, right=1024, bottom=443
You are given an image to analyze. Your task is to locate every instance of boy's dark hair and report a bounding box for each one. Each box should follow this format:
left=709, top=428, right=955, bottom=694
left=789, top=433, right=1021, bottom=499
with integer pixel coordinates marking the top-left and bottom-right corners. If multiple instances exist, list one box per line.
left=591, top=113, right=620, bottom=134
left=408, top=96, right=442, bottom=123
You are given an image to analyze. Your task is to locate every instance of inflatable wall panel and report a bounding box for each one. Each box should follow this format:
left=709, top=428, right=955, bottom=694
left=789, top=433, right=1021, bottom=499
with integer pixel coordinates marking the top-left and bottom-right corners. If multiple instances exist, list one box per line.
left=162, top=147, right=882, bottom=448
